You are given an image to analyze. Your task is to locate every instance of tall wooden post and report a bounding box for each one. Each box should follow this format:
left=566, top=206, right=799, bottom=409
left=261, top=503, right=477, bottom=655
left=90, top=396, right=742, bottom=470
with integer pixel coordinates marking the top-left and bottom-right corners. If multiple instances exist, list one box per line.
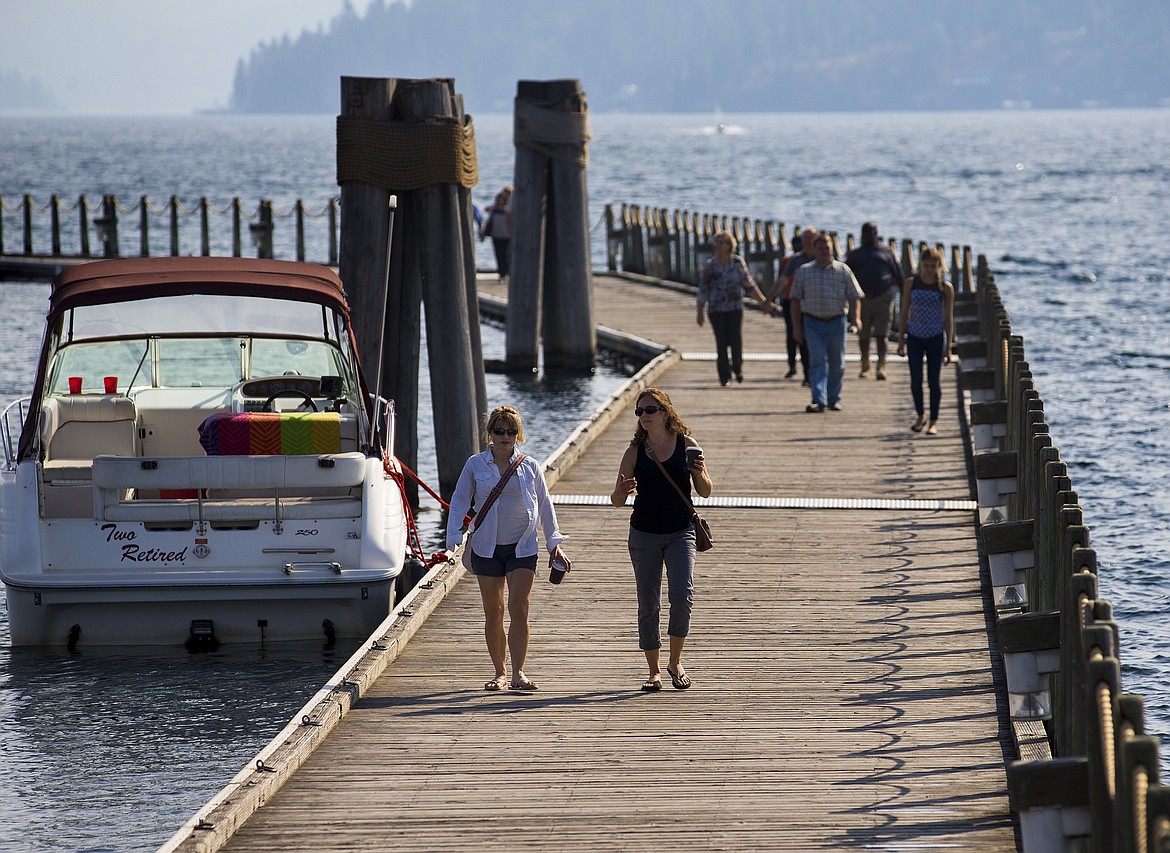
left=337, top=76, right=483, bottom=504
left=507, top=79, right=595, bottom=373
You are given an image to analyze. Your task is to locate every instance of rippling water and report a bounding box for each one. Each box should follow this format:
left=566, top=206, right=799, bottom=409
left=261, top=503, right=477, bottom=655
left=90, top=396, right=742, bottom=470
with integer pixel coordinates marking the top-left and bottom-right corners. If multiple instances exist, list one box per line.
left=2, top=109, right=1169, bottom=850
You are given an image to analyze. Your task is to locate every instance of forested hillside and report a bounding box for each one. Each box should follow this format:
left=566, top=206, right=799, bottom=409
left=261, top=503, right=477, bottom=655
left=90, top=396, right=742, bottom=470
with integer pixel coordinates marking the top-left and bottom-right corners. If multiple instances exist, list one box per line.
left=228, top=0, right=1170, bottom=113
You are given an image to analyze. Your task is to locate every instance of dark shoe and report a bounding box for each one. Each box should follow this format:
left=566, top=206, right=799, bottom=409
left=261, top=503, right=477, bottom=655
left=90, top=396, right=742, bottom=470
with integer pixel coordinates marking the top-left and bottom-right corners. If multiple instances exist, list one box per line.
left=720, top=380, right=731, bottom=387
left=828, top=402, right=843, bottom=411
left=784, top=366, right=797, bottom=379
left=735, top=372, right=743, bottom=383
left=801, top=379, right=810, bottom=387
left=911, top=415, right=927, bottom=432
left=805, top=403, right=825, bottom=413
left=666, top=667, right=692, bottom=690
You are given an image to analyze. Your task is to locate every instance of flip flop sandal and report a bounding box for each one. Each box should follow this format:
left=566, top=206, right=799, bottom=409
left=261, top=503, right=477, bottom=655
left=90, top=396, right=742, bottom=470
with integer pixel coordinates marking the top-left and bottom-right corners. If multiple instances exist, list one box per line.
left=509, top=678, right=539, bottom=691
left=641, top=678, right=663, bottom=692
left=484, top=676, right=506, bottom=691
left=666, top=667, right=692, bottom=690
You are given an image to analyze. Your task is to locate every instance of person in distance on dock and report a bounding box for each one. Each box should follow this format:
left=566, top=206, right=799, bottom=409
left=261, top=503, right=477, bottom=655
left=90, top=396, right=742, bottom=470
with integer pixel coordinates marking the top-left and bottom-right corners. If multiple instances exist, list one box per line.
left=447, top=405, right=571, bottom=691
left=896, top=246, right=955, bottom=435
left=766, top=228, right=816, bottom=385
left=697, top=229, right=776, bottom=386
left=790, top=233, right=864, bottom=413
left=479, top=185, right=513, bottom=283
left=845, top=222, right=904, bottom=380
left=611, top=389, right=713, bottom=692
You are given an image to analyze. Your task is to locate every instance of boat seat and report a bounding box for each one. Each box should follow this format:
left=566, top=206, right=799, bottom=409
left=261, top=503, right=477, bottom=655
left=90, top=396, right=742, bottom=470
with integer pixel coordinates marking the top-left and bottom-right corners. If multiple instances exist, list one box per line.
left=91, top=452, right=368, bottom=522
left=41, top=395, right=138, bottom=482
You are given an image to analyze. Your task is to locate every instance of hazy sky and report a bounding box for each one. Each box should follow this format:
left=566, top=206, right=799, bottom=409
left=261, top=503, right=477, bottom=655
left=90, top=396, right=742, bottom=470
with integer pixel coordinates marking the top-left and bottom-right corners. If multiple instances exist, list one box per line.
left=1, top=0, right=375, bottom=114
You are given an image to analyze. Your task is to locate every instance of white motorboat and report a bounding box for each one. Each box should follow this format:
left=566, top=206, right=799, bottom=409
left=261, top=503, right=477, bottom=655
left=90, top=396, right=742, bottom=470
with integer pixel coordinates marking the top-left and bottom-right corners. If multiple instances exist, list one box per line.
left=0, top=257, right=409, bottom=648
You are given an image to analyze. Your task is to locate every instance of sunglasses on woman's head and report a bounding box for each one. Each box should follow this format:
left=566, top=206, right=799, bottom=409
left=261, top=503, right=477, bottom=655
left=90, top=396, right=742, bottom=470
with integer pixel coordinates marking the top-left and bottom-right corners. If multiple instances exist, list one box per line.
left=634, top=405, right=662, bottom=416
left=492, top=428, right=519, bottom=436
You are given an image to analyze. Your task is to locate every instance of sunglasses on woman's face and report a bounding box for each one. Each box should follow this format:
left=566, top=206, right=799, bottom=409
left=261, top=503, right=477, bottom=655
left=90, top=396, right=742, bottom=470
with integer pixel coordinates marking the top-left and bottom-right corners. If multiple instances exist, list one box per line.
left=492, top=428, right=519, bottom=436
left=634, top=405, right=663, bottom=417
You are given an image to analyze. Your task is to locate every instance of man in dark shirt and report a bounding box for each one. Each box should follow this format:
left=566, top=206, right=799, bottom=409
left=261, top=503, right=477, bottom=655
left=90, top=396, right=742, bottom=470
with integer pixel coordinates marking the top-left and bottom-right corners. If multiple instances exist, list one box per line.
left=845, top=222, right=904, bottom=380
left=766, top=227, right=816, bottom=385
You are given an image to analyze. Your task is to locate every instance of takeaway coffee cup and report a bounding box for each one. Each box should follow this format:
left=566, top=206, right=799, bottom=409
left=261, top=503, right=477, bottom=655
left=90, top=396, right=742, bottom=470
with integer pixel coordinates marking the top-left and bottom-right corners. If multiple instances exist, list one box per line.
left=686, top=446, right=703, bottom=469
left=548, top=556, right=568, bottom=585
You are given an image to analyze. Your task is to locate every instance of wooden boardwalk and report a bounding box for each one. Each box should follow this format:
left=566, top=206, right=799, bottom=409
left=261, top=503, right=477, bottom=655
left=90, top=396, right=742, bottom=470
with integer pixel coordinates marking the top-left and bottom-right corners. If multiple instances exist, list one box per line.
left=212, top=274, right=1017, bottom=851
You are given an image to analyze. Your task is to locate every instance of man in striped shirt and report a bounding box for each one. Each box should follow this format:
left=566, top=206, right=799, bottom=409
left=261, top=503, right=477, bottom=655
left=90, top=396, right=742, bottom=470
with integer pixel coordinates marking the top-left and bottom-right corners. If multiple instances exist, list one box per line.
left=790, top=233, right=863, bottom=413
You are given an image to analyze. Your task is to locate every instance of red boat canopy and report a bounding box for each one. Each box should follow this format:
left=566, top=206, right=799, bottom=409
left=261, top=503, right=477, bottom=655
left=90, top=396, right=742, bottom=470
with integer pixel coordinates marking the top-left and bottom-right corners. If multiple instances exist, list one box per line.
left=48, top=257, right=351, bottom=325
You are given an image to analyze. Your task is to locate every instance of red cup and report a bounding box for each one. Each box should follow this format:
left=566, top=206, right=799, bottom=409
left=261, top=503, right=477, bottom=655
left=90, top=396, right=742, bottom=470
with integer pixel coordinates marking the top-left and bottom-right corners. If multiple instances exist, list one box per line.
left=104, top=376, right=118, bottom=394
left=68, top=376, right=82, bottom=394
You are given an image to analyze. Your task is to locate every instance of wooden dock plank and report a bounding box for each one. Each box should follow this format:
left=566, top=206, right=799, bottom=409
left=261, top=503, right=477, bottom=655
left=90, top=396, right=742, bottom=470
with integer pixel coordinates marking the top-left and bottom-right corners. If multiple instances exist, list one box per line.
left=214, top=274, right=1016, bottom=851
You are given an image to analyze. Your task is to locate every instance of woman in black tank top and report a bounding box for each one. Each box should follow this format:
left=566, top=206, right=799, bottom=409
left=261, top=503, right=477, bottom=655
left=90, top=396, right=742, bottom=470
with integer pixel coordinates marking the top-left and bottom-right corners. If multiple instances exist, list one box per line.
left=611, top=388, right=713, bottom=691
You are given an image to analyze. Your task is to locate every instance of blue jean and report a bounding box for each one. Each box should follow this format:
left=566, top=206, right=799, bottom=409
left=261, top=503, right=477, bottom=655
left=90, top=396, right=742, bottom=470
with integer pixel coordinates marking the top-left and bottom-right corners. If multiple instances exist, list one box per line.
left=803, top=315, right=846, bottom=406
left=907, top=333, right=945, bottom=420
left=628, top=525, right=695, bottom=650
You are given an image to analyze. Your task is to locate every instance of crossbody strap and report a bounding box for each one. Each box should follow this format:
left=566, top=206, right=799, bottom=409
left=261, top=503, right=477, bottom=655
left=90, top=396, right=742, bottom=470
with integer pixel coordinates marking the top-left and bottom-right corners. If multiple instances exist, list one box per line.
left=647, top=443, right=697, bottom=517
left=467, top=453, right=526, bottom=533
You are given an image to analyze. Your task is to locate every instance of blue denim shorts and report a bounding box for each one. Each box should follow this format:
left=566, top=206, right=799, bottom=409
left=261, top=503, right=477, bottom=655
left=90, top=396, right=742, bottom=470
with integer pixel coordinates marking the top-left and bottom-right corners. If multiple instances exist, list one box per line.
left=469, top=542, right=538, bottom=577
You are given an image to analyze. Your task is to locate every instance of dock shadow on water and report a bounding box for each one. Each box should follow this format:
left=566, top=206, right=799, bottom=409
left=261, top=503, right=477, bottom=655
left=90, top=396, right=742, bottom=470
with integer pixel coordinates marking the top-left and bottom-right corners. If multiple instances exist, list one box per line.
left=0, top=599, right=360, bottom=853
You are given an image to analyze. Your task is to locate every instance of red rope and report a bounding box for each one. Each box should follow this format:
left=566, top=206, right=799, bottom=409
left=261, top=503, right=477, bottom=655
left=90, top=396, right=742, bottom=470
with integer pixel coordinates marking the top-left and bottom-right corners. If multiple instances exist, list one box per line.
left=384, top=454, right=457, bottom=569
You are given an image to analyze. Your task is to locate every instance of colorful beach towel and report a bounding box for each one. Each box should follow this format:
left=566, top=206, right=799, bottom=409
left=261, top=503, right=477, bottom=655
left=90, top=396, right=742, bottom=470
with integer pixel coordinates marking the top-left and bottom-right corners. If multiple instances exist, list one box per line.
left=198, top=412, right=341, bottom=456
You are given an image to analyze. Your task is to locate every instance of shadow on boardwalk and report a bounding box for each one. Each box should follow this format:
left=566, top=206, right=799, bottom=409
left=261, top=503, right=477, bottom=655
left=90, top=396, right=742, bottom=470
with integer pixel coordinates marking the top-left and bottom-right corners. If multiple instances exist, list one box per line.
left=215, top=274, right=1018, bottom=852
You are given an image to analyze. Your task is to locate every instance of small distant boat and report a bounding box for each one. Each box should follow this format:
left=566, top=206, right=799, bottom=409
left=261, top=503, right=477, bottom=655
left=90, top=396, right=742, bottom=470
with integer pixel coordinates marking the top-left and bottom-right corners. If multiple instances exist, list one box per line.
left=0, top=257, right=409, bottom=648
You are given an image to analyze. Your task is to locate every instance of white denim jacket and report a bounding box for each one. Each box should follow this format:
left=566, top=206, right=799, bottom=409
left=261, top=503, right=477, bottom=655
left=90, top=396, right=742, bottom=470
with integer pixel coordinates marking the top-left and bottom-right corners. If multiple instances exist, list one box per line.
left=445, top=450, right=567, bottom=558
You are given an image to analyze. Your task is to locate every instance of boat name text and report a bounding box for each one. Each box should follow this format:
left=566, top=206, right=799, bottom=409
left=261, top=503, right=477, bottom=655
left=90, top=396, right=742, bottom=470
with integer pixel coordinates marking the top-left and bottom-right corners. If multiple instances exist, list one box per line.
left=101, top=524, right=188, bottom=564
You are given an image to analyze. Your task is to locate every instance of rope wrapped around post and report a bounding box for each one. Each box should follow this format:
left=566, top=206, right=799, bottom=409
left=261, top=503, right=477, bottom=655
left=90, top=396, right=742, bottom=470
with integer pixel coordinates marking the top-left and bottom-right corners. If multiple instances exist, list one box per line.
left=513, top=97, right=591, bottom=167
left=335, top=114, right=479, bottom=190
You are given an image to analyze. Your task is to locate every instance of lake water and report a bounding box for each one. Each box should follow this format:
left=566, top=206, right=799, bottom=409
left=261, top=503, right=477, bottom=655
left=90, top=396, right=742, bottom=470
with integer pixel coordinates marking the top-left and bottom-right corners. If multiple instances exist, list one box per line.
left=1, top=109, right=1169, bottom=850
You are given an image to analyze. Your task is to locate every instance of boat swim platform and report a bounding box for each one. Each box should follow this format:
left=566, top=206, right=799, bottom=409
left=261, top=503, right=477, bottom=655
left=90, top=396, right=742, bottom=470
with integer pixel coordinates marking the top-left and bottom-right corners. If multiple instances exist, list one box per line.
left=171, top=272, right=1018, bottom=851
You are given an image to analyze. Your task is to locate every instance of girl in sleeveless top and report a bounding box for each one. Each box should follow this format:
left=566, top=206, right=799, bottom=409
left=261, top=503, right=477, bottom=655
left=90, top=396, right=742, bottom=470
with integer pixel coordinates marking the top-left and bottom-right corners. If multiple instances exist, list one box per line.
left=896, top=246, right=955, bottom=435
left=611, top=388, right=713, bottom=691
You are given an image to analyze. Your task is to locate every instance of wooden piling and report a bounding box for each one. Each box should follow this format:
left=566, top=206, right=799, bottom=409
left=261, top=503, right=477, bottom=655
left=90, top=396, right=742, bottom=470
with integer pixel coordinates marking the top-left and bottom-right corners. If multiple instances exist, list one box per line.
left=508, top=79, right=595, bottom=373
left=337, top=75, right=483, bottom=502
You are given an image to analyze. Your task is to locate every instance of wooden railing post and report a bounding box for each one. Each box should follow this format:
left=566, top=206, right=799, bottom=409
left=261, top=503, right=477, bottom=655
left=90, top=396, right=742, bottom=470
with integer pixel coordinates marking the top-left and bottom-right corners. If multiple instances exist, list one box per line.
left=49, top=194, right=61, bottom=257
left=231, top=198, right=242, bottom=257
left=22, top=194, right=33, bottom=255
left=138, top=196, right=150, bottom=257
left=295, top=200, right=306, bottom=261
left=327, top=197, right=339, bottom=266
left=78, top=194, right=91, bottom=256
left=199, top=197, right=210, bottom=256
left=169, top=195, right=180, bottom=256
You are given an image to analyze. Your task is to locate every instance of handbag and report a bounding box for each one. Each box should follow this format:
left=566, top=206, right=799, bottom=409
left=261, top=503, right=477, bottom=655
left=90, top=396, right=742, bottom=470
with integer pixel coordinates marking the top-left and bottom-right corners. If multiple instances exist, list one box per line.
left=647, top=444, right=713, bottom=552
left=461, top=454, right=526, bottom=565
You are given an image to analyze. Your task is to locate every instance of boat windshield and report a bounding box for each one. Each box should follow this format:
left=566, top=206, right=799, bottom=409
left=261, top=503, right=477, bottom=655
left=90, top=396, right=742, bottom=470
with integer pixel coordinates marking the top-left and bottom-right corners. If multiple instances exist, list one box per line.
left=47, top=338, right=354, bottom=395
left=64, top=294, right=334, bottom=341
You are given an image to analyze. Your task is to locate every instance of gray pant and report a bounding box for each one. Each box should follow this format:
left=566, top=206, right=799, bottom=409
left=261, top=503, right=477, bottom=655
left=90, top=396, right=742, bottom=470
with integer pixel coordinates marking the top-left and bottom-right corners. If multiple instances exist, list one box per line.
left=628, top=525, right=695, bottom=650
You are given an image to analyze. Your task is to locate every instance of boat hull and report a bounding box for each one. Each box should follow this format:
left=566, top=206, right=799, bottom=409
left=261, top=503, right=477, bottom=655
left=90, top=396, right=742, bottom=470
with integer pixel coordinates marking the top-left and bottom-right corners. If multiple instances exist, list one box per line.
left=2, top=576, right=395, bottom=646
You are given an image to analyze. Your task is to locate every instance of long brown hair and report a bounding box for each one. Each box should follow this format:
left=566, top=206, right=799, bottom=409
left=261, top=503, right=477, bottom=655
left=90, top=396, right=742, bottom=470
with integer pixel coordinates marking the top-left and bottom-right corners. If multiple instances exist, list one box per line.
left=917, top=246, right=946, bottom=294
left=629, top=388, right=691, bottom=445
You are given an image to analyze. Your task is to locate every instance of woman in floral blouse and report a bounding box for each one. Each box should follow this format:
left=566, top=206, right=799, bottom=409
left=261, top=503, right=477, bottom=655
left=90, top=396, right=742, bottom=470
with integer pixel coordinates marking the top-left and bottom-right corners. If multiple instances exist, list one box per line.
left=696, top=230, right=775, bottom=386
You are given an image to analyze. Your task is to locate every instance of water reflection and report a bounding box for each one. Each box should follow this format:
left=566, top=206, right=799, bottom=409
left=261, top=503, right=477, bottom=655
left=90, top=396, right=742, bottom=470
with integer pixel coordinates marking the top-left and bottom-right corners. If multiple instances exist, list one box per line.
left=0, top=605, right=359, bottom=852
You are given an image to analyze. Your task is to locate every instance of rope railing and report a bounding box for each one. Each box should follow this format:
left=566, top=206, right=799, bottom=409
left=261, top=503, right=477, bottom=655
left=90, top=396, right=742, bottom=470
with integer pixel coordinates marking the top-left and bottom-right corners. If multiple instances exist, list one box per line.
left=965, top=255, right=1170, bottom=851
left=0, top=193, right=342, bottom=266
left=602, top=201, right=975, bottom=297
